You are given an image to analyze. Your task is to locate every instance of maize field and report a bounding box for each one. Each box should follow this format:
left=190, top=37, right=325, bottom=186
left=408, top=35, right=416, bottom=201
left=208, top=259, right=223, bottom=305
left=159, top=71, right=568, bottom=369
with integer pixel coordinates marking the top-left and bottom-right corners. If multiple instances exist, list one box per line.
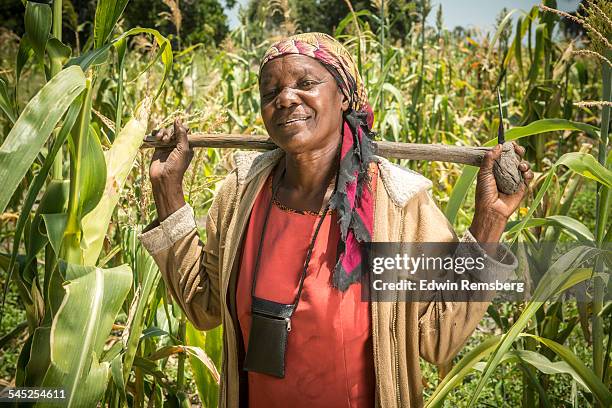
left=0, top=0, right=610, bottom=406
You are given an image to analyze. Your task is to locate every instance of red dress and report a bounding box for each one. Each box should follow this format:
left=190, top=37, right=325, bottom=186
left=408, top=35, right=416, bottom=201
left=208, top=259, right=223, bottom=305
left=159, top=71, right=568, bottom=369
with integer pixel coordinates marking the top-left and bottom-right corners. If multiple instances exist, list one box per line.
left=236, top=173, right=376, bottom=408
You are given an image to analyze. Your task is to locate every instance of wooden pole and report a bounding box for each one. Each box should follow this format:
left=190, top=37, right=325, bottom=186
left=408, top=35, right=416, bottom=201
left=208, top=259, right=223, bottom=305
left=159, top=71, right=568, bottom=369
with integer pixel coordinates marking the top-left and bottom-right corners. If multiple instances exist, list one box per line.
left=143, top=133, right=491, bottom=166
left=141, top=133, right=524, bottom=194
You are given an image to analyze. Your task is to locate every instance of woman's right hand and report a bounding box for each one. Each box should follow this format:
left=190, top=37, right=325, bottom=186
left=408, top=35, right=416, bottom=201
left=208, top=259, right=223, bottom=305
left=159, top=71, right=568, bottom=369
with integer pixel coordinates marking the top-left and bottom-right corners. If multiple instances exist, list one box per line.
left=149, top=118, right=194, bottom=221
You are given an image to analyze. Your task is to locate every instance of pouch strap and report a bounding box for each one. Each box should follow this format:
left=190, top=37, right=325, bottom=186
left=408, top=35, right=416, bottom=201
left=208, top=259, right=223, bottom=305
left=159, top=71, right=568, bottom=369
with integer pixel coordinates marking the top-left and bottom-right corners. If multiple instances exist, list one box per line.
left=250, top=159, right=337, bottom=311
left=251, top=296, right=294, bottom=319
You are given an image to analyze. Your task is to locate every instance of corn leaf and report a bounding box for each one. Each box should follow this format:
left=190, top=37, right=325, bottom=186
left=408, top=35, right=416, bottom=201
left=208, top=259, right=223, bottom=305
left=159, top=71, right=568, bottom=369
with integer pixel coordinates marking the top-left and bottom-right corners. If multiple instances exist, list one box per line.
left=506, top=215, right=594, bottom=242
left=467, top=254, right=599, bottom=407
left=556, top=152, right=612, bottom=188
left=5, top=100, right=80, bottom=297
left=509, top=153, right=611, bottom=243
left=486, top=8, right=522, bottom=61
left=94, top=0, right=130, bottom=48
left=16, top=34, right=34, bottom=83
left=67, top=44, right=112, bottom=70
left=24, top=325, right=51, bottom=386
left=109, top=354, right=127, bottom=402
left=47, top=37, right=72, bottom=70
left=120, top=243, right=161, bottom=383
left=24, top=1, right=52, bottom=62
left=0, top=77, right=17, bottom=124
left=42, top=213, right=68, bottom=258
left=0, top=65, right=85, bottom=214
left=186, top=324, right=223, bottom=407
left=81, top=97, right=151, bottom=266
left=40, top=262, right=132, bottom=408
left=183, top=345, right=221, bottom=384
left=528, top=23, right=546, bottom=85
left=62, top=78, right=106, bottom=264
left=425, top=336, right=501, bottom=407
left=445, top=118, right=600, bottom=224
left=472, top=349, right=589, bottom=390
left=522, top=334, right=612, bottom=406
left=505, top=119, right=599, bottom=139
left=118, top=29, right=173, bottom=100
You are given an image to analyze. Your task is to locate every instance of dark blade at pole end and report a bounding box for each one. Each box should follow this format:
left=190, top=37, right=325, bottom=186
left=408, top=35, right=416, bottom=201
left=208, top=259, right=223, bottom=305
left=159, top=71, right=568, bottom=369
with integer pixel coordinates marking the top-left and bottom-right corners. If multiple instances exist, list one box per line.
left=496, top=88, right=505, bottom=145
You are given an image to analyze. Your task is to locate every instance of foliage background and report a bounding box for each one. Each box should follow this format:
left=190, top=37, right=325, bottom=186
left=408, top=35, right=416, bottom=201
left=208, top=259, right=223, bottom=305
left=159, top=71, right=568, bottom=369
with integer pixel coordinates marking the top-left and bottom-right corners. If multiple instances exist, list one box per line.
left=0, top=0, right=610, bottom=407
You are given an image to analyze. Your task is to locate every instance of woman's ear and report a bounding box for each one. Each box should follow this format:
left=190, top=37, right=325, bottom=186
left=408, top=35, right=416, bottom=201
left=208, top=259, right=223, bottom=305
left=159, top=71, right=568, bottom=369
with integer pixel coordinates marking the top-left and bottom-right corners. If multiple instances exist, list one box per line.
left=340, top=92, right=350, bottom=112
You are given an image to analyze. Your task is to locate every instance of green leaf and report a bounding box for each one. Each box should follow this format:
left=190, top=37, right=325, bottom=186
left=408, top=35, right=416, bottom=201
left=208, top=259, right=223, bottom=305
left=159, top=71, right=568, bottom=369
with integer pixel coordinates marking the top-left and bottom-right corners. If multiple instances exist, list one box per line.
left=468, top=250, right=600, bottom=407
left=93, top=0, right=130, bottom=48
left=81, top=98, right=151, bottom=265
left=62, top=78, right=106, bottom=264
left=444, top=166, right=478, bottom=225
left=47, top=37, right=72, bottom=69
left=504, top=119, right=599, bottom=140
left=24, top=325, right=52, bottom=386
left=25, top=179, right=70, bottom=264
left=7, top=100, right=80, bottom=291
left=121, top=245, right=161, bottom=383
left=486, top=8, right=521, bottom=61
left=425, top=336, right=501, bottom=407
left=40, top=262, right=132, bottom=408
left=118, top=28, right=173, bottom=100
left=78, top=127, right=107, bottom=217
left=16, top=34, right=34, bottom=83
left=506, top=215, right=595, bottom=242
left=528, top=23, right=546, bottom=84
left=0, top=65, right=86, bottom=214
left=0, top=77, right=17, bottom=124
left=556, top=152, right=612, bottom=188
left=69, top=28, right=172, bottom=100
left=110, top=354, right=127, bottom=401
left=489, top=349, right=589, bottom=390
left=186, top=324, right=223, bottom=407
left=24, top=1, right=52, bottom=62
left=522, top=334, right=612, bottom=406
left=42, top=213, right=68, bottom=257
left=66, top=44, right=112, bottom=71
left=509, top=153, right=611, bottom=244
left=445, top=118, right=598, bottom=224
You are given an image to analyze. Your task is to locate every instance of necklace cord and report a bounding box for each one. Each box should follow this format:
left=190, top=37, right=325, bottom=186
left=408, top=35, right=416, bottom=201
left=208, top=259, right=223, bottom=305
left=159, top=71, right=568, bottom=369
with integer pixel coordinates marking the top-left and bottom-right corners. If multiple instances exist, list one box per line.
left=250, top=160, right=337, bottom=311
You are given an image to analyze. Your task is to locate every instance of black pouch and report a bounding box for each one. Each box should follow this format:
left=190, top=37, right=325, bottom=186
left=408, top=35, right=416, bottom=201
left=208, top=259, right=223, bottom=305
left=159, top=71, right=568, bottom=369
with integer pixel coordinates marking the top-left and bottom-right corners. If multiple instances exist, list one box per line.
left=243, top=296, right=294, bottom=378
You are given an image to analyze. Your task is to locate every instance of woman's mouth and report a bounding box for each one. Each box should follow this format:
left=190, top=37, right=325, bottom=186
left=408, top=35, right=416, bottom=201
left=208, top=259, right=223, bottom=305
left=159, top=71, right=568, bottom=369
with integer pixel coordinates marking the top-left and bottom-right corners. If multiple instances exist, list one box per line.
left=278, top=116, right=310, bottom=127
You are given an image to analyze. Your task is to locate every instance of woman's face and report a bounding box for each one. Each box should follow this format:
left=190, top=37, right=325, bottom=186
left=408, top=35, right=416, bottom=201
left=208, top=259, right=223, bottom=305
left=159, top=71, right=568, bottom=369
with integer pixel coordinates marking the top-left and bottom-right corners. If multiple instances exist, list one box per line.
left=259, top=54, right=349, bottom=155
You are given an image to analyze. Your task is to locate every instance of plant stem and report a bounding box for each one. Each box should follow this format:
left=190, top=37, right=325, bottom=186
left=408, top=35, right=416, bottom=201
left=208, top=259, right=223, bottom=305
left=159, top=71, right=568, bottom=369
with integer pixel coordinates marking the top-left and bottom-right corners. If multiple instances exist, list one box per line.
left=61, top=76, right=93, bottom=264
left=380, top=0, right=385, bottom=117
left=593, top=49, right=611, bottom=392
left=51, top=0, right=63, bottom=180
left=177, top=316, right=188, bottom=407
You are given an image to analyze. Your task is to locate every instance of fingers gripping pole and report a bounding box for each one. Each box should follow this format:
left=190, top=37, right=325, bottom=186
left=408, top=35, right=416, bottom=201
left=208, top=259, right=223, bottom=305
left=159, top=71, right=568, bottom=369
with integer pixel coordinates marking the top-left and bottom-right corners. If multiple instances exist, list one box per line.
left=493, top=142, right=524, bottom=195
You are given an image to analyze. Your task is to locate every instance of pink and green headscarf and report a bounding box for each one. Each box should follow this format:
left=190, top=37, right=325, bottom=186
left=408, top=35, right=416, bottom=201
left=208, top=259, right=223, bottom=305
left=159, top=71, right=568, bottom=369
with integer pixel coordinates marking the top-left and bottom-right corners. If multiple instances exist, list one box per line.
left=260, top=32, right=376, bottom=291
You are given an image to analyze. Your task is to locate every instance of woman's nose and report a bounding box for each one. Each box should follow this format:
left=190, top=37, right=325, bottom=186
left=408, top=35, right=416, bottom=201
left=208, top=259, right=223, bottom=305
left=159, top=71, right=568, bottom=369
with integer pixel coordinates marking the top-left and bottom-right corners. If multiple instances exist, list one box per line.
left=275, top=87, right=300, bottom=109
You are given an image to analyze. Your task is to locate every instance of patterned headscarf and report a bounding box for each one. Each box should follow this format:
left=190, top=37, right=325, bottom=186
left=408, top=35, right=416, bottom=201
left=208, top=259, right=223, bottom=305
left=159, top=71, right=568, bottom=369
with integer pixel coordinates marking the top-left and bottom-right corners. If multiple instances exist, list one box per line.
left=260, top=32, right=376, bottom=291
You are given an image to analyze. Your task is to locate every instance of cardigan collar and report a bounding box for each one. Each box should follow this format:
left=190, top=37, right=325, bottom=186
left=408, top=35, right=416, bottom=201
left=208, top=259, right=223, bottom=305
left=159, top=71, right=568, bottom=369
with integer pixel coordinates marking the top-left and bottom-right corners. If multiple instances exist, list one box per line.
left=232, top=148, right=432, bottom=208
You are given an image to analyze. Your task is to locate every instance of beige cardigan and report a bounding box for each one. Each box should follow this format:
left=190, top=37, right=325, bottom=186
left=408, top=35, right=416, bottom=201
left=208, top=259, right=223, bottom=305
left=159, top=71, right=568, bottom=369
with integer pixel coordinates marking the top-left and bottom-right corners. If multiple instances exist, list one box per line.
left=139, top=148, right=517, bottom=407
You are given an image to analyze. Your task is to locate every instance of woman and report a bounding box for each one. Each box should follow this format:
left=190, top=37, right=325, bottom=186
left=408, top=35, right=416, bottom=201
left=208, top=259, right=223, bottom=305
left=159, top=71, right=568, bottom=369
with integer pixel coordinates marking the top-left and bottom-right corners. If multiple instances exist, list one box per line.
left=139, top=33, right=533, bottom=408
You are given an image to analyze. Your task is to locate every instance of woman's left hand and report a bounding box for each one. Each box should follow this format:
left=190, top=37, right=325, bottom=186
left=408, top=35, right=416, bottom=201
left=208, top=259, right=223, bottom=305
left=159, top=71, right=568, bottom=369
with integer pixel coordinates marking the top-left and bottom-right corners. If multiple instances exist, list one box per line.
left=469, top=142, right=534, bottom=243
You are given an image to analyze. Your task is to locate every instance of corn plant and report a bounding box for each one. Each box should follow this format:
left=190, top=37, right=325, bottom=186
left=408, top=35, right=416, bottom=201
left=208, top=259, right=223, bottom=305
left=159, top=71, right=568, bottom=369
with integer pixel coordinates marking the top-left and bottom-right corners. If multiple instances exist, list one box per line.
left=424, top=2, right=612, bottom=406
left=0, top=0, right=218, bottom=406
left=1, top=0, right=610, bottom=406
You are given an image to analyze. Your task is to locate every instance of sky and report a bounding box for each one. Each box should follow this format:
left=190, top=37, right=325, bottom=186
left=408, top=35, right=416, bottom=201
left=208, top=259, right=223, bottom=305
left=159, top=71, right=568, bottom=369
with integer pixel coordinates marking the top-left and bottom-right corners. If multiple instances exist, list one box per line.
left=225, top=0, right=581, bottom=33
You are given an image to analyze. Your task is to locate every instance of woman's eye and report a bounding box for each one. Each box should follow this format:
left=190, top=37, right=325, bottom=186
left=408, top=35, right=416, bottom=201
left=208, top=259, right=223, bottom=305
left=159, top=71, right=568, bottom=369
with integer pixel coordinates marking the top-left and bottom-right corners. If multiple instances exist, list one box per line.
left=300, top=80, right=317, bottom=88
left=262, top=90, right=277, bottom=100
